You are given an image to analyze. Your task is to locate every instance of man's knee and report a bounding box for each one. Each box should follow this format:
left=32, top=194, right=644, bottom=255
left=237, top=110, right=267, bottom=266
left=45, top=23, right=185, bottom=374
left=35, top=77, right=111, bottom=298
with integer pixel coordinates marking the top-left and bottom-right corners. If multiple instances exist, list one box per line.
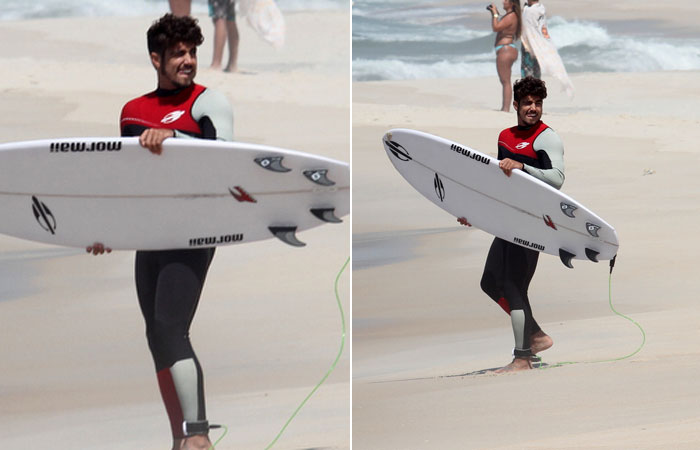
left=147, top=323, right=193, bottom=370
left=480, top=274, right=501, bottom=300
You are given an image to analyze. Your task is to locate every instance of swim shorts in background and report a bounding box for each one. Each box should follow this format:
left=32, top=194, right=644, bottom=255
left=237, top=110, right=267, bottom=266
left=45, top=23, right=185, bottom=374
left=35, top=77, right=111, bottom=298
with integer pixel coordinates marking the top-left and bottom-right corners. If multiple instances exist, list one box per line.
left=208, top=0, right=236, bottom=21
left=521, top=46, right=541, bottom=79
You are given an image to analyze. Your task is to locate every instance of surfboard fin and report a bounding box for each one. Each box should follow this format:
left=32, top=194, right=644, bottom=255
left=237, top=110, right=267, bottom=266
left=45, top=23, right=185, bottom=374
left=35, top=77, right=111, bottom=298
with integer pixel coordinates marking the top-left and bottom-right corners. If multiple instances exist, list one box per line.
left=303, top=169, right=335, bottom=186
left=269, top=226, right=306, bottom=247
left=255, top=156, right=291, bottom=173
left=310, top=208, right=342, bottom=223
left=585, top=248, right=600, bottom=263
left=559, top=249, right=576, bottom=269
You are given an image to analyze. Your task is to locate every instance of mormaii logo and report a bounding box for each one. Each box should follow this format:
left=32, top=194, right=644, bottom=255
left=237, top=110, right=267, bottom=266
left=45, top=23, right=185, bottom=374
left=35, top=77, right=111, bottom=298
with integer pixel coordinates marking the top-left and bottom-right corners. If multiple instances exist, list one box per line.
left=189, top=233, right=244, bottom=247
left=32, top=196, right=56, bottom=235
left=450, top=143, right=490, bottom=165
left=385, top=139, right=412, bottom=162
left=434, top=173, right=445, bottom=202
left=161, top=110, right=185, bottom=124
left=50, top=141, right=122, bottom=153
left=516, top=142, right=530, bottom=150
left=514, top=237, right=545, bottom=251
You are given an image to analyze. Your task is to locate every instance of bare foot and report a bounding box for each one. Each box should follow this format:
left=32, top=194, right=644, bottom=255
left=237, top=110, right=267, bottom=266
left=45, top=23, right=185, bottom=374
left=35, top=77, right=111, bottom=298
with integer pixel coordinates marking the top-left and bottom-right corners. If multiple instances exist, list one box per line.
left=175, top=435, right=213, bottom=450
left=494, top=357, right=532, bottom=373
left=223, top=64, right=238, bottom=73
left=530, top=330, right=553, bottom=355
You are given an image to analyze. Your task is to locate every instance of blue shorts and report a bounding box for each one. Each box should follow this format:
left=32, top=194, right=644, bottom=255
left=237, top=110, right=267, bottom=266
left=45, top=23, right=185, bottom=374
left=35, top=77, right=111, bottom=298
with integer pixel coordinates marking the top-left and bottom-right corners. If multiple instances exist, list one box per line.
left=208, top=0, right=236, bottom=21
left=521, top=46, right=541, bottom=79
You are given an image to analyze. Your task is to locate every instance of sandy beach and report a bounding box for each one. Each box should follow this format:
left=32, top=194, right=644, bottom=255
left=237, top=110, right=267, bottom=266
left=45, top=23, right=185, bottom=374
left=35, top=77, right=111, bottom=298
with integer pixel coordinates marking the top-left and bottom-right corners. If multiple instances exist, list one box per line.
left=0, top=9, right=349, bottom=450
left=352, top=1, right=700, bottom=447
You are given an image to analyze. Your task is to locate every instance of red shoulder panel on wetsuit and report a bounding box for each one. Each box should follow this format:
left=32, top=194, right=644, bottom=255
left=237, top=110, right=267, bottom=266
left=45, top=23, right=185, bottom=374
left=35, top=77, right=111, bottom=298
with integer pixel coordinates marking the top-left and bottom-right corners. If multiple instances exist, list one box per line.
left=497, top=121, right=549, bottom=159
left=120, top=84, right=207, bottom=136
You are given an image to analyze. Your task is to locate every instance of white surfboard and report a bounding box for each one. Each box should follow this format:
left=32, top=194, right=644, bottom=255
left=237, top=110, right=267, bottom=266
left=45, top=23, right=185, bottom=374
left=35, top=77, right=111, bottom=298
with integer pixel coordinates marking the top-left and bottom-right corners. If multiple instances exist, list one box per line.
left=0, top=137, right=348, bottom=250
left=382, top=129, right=618, bottom=268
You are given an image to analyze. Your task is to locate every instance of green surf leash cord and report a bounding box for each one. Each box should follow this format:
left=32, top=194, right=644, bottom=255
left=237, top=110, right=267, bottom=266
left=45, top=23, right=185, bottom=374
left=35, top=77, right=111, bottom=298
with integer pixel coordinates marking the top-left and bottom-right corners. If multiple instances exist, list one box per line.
left=539, top=255, right=646, bottom=370
left=208, top=425, right=228, bottom=448
left=264, top=256, right=350, bottom=450
left=206, top=257, right=349, bottom=450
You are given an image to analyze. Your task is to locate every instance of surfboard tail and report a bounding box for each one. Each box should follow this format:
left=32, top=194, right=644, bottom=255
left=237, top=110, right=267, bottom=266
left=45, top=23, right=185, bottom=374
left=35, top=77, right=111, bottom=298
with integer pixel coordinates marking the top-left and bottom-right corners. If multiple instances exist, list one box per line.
left=559, top=248, right=605, bottom=268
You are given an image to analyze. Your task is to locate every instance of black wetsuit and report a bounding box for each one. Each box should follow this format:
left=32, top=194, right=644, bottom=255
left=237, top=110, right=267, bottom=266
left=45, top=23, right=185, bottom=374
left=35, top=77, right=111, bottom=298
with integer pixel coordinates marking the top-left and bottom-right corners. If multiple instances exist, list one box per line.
left=120, top=83, right=233, bottom=439
left=481, top=121, right=564, bottom=357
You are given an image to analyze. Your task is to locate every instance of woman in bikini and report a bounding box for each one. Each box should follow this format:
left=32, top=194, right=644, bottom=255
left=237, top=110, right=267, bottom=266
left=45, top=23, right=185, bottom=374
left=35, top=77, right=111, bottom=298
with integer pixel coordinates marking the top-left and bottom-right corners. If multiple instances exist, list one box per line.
left=488, top=0, right=522, bottom=111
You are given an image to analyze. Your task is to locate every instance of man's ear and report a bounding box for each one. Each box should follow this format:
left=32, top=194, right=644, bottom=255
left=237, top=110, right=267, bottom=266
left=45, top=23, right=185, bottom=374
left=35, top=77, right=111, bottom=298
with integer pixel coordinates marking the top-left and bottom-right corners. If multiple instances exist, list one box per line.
left=513, top=100, right=519, bottom=111
left=150, top=52, right=161, bottom=71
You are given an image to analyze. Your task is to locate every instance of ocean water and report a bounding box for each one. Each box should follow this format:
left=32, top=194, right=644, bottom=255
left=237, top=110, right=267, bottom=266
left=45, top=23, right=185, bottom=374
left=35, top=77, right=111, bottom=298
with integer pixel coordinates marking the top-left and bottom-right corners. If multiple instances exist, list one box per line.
left=0, top=0, right=346, bottom=20
left=353, top=0, right=700, bottom=81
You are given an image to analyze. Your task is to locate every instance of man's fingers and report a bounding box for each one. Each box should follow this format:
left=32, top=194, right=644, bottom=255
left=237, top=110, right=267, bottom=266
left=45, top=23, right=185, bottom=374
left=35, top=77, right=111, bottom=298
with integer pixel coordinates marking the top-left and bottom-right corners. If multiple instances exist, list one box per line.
left=457, top=217, right=472, bottom=227
left=139, top=129, right=168, bottom=155
left=86, top=243, right=111, bottom=255
left=499, top=160, right=517, bottom=177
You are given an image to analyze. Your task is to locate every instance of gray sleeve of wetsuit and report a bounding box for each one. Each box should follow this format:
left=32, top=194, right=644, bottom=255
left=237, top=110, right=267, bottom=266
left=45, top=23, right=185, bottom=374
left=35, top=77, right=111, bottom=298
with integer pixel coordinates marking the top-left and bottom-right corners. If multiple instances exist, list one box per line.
left=174, top=88, right=234, bottom=141
left=522, top=128, right=565, bottom=189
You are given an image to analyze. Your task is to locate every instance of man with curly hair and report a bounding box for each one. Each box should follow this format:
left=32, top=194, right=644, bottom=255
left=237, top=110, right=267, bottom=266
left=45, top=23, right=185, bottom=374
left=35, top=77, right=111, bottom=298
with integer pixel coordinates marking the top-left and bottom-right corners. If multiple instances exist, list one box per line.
left=104, top=13, right=233, bottom=449
left=459, top=76, right=564, bottom=373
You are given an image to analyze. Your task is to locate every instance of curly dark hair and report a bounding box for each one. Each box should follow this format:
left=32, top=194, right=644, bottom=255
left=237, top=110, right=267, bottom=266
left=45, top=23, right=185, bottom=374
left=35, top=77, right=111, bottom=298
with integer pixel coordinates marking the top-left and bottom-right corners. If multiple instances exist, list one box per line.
left=147, top=14, right=204, bottom=57
left=513, top=76, right=547, bottom=104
